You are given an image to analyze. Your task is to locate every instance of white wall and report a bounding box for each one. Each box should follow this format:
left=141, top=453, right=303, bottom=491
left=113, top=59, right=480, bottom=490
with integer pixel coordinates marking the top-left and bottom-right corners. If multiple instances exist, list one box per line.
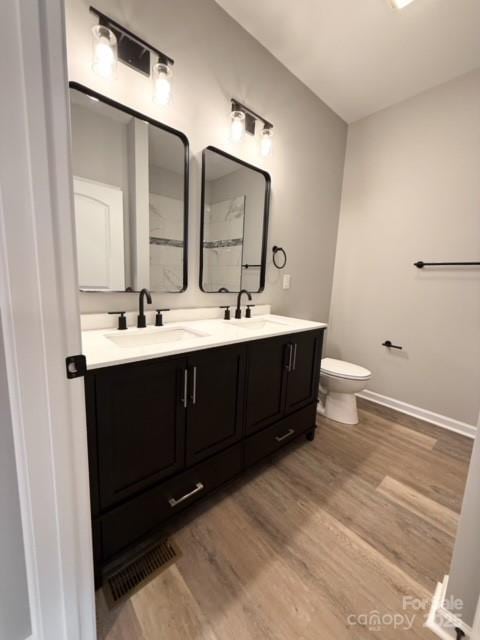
left=65, top=0, right=347, bottom=321
left=328, top=69, right=480, bottom=426
left=0, top=317, right=31, bottom=640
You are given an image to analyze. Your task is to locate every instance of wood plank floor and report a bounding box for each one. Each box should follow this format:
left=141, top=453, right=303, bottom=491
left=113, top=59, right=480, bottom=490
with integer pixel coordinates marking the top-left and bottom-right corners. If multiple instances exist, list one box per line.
left=96, top=399, right=473, bottom=639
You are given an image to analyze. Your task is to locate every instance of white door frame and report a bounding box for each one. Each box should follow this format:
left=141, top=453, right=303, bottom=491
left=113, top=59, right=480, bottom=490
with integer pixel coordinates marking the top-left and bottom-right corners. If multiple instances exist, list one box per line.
left=473, top=596, right=480, bottom=640
left=0, top=0, right=95, bottom=638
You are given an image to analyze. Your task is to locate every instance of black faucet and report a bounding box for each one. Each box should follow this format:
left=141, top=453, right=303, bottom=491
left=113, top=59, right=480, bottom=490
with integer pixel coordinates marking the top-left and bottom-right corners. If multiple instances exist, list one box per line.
left=137, top=288, right=152, bottom=328
left=235, top=289, right=252, bottom=319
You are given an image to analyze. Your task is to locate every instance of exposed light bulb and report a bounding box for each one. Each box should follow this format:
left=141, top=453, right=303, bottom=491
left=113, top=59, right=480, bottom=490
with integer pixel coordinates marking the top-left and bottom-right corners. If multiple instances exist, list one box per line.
left=153, top=62, right=173, bottom=106
left=260, top=126, right=273, bottom=157
left=389, top=0, right=416, bottom=8
left=231, top=110, right=245, bottom=142
left=91, top=25, right=117, bottom=79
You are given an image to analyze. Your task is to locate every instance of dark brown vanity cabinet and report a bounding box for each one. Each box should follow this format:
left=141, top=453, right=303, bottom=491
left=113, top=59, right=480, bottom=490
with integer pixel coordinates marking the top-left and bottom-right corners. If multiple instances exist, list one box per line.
left=185, top=345, right=246, bottom=466
left=245, top=330, right=323, bottom=435
left=85, top=328, right=324, bottom=582
left=245, top=335, right=288, bottom=435
left=284, top=330, right=323, bottom=413
left=94, top=356, right=187, bottom=510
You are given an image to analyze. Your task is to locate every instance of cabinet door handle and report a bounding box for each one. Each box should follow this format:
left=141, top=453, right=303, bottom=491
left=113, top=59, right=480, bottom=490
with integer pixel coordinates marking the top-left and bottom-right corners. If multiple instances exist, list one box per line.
left=275, top=428, right=295, bottom=442
left=285, top=343, right=293, bottom=371
left=181, top=369, right=188, bottom=408
left=168, top=482, right=204, bottom=507
left=191, top=366, right=197, bottom=405
left=292, top=343, right=298, bottom=371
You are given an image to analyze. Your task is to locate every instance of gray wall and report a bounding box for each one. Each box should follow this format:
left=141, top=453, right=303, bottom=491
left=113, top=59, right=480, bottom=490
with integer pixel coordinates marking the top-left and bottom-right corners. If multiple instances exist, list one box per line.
left=328, top=69, right=480, bottom=426
left=0, top=317, right=31, bottom=640
left=65, top=0, right=347, bottom=321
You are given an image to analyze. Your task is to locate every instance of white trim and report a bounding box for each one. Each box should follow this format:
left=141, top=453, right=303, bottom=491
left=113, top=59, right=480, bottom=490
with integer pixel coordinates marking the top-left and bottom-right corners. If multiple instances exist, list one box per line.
left=472, top=595, right=480, bottom=640
left=0, top=0, right=96, bottom=638
left=357, top=390, right=476, bottom=439
left=426, top=575, right=473, bottom=639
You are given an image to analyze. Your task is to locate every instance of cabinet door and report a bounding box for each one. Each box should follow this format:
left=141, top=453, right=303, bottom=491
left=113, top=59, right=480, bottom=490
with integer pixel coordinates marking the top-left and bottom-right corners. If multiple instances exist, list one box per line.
left=186, top=345, right=246, bottom=466
left=285, top=330, right=323, bottom=414
left=95, top=357, right=187, bottom=509
left=245, top=335, right=289, bottom=436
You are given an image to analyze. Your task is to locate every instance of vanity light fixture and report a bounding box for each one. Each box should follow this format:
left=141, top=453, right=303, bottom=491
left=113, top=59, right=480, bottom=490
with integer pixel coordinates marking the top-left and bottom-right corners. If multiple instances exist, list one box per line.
left=260, top=125, right=274, bottom=157
left=230, top=107, right=246, bottom=142
left=90, top=7, right=175, bottom=105
left=230, top=99, right=274, bottom=155
left=389, top=0, right=417, bottom=8
left=152, top=59, right=173, bottom=106
left=91, top=24, right=117, bottom=79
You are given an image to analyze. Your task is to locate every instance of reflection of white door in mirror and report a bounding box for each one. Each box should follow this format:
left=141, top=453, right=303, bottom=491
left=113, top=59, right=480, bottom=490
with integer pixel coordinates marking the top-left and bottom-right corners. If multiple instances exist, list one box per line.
left=73, top=177, right=125, bottom=291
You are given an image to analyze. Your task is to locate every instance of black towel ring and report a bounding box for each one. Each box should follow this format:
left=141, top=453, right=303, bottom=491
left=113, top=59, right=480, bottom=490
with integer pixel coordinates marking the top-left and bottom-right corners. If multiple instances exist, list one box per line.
left=272, top=245, right=287, bottom=269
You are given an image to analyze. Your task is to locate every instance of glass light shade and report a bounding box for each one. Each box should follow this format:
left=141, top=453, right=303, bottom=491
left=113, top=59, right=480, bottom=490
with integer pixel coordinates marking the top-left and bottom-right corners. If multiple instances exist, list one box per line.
left=260, top=127, right=273, bottom=157
left=231, top=110, right=245, bottom=142
left=91, top=25, right=117, bottom=79
left=389, top=0, right=416, bottom=8
left=153, top=62, right=173, bottom=106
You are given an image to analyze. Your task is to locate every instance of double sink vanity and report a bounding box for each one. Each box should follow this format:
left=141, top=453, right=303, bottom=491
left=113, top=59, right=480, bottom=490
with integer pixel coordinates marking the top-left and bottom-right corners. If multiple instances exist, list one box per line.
left=69, top=81, right=327, bottom=585
left=83, top=307, right=326, bottom=585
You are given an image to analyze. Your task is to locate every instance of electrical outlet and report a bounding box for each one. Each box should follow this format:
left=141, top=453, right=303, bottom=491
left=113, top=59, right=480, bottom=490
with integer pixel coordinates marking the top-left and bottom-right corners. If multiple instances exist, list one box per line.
left=282, top=274, right=291, bottom=290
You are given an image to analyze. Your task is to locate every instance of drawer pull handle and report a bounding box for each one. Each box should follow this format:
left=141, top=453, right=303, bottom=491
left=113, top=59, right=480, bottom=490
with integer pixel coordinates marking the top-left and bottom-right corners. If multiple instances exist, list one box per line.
left=168, top=482, right=204, bottom=508
left=275, top=428, right=295, bottom=443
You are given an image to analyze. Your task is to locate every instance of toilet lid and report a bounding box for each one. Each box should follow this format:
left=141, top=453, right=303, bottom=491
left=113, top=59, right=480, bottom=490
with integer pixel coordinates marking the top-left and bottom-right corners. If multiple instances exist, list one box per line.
left=321, top=357, right=371, bottom=381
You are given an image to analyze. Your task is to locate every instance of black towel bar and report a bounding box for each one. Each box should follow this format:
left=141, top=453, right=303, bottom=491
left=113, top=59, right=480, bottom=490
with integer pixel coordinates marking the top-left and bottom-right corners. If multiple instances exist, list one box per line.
left=414, top=261, right=480, bottom=269
left=382, top=340, right=403, bottom=350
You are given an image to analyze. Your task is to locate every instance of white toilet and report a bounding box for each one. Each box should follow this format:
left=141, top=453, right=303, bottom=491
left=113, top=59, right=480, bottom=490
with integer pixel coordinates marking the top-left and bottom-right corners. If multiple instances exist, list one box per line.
left=317, top=358, right=371, bottom=425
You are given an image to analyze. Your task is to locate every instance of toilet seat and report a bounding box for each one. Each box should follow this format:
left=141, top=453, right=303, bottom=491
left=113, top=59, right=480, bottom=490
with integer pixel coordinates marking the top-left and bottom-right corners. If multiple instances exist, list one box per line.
left=321, top=357, right=371, bottom=381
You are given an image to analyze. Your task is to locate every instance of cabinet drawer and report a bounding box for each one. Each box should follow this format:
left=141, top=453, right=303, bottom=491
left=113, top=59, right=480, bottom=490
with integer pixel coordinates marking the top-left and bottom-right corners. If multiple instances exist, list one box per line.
left=245, top=403, right=316, bottom=467
left=101, top=442, right=243, bottom=561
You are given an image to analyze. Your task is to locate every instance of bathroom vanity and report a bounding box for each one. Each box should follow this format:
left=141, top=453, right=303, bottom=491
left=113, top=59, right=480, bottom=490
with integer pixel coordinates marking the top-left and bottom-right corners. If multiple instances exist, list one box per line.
left=82, top=314, right=325, bottom=585
left=69, top=83, right=325, bottom=586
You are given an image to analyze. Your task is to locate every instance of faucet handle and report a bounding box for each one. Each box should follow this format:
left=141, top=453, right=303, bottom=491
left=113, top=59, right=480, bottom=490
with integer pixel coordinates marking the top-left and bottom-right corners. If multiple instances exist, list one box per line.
left=108, top=311, right=127, bottom=330
left=246, top=305, right=256, bottom=319
left=155, top=308, right=170, bottom=327
left=220, top=305, right=231, bottom=320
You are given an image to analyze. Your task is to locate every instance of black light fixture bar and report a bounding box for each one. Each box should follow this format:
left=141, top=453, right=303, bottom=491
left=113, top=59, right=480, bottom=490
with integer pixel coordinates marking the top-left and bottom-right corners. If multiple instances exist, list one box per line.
left=231, top=99, right=273, bottom=129
left=90, top=7, right=174, bottom=68
left=414, top=260, right=480, bottom=269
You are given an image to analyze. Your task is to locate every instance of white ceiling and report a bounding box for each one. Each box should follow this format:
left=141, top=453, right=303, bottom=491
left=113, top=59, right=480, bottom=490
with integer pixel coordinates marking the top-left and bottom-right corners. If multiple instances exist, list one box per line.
left=215, top=0, right=480, bottom=122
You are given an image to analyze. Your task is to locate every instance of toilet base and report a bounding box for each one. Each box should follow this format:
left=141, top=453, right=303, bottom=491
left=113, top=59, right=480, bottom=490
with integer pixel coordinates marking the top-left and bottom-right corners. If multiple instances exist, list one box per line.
left=324, top=391, right=359, bottom=425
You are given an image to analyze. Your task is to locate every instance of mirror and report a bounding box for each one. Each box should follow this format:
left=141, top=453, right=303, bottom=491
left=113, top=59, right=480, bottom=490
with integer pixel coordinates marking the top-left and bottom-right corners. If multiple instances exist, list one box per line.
left=200, top=147, right=270, bottom=293
left=69, top=83, right=188, bottom=292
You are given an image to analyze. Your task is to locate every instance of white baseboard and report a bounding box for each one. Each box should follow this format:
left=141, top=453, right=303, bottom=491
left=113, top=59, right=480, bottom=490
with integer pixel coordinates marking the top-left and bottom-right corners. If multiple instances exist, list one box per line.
left=426, top=575, right=473, bottom=639
left=357, top=390, right=476, bottom=439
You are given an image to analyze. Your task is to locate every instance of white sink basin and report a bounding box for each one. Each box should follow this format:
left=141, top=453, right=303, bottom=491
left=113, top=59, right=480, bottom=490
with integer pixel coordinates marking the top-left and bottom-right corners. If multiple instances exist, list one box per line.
left=227, top=319, right=287, bottom=331
left=106, top=326, right=209, bottom=348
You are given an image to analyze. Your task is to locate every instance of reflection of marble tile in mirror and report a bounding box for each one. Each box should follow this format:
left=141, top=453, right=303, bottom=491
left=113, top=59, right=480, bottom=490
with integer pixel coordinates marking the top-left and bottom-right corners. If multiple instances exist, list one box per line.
left=69, top=85, right=188, bottom=293
left=201, top=148, right=270, bottom=293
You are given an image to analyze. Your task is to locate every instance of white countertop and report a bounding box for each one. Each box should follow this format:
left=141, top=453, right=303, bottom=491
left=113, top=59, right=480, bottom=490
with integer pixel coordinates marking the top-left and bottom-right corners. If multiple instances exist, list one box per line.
left=82, top=314, right=327, bottom=370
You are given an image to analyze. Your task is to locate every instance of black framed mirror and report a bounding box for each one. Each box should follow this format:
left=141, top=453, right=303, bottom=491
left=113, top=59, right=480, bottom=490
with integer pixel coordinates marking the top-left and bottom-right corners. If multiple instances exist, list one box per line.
left=68, top=82, right=189, bottom=293
left=200, top=146, right=271, bottom=293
